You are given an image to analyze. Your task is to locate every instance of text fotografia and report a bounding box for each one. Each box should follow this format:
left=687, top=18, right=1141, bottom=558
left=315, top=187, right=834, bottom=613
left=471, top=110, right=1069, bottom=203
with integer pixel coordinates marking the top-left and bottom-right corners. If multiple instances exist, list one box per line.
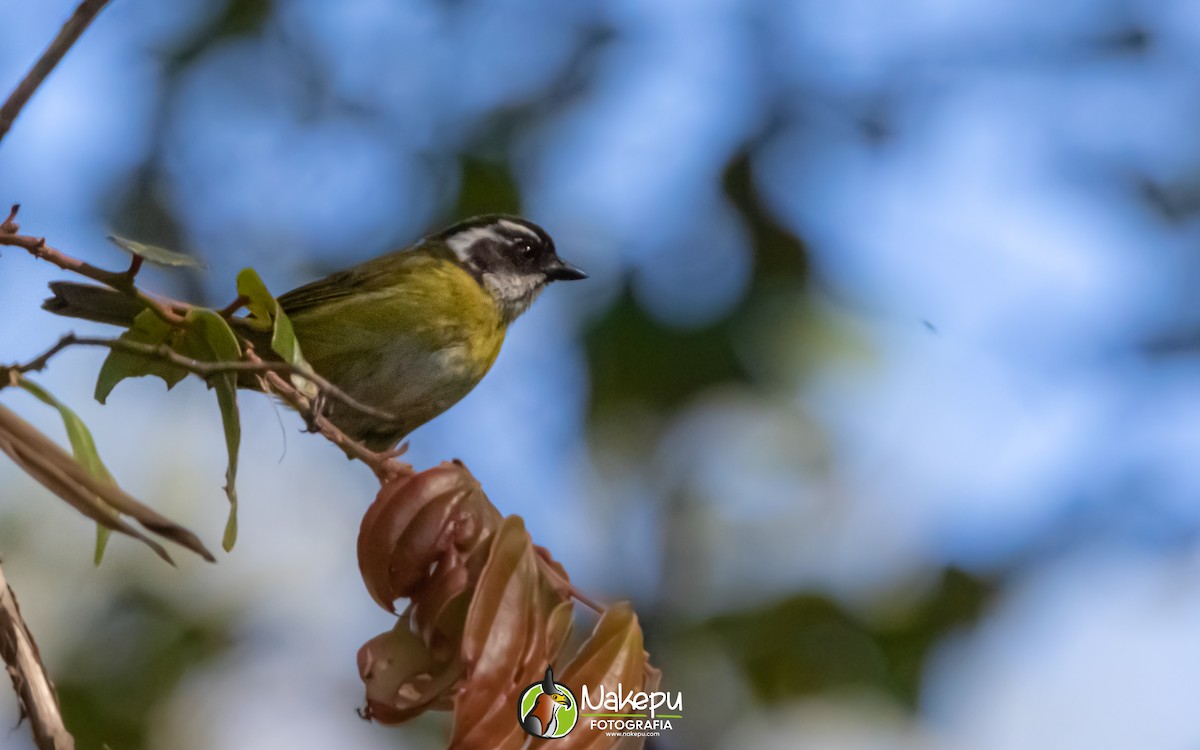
left=580, top=683, right=683, bottom=732
left=589, top=717, right=670, bottom=733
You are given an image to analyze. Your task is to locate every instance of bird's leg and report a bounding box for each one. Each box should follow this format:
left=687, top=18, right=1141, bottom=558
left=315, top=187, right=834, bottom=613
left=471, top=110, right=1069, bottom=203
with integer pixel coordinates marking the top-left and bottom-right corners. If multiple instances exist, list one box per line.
left=366, top=442, right=411, bottom=483
left=378, top=441, right=409, bottom=461
left=302, top=390, right=328, bottom=433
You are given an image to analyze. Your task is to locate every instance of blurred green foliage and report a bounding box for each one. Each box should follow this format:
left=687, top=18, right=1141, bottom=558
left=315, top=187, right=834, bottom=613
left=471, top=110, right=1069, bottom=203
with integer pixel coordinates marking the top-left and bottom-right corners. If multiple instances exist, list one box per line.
left=664, top=569, right=995, bottom=710
left=169, top=0, right=272, bottom=70
left=55, top=587, right=233, bottom=749
left=452, top=157, right=522, bottom=221
left=585, top=154, right=810, bottom=416
left=585, top=289, right=750, bottom=414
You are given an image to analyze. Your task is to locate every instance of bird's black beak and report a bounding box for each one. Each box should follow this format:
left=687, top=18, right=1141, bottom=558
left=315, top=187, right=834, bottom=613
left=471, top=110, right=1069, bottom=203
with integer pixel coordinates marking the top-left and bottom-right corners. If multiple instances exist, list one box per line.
left=544, top=257, right=588, bottom=282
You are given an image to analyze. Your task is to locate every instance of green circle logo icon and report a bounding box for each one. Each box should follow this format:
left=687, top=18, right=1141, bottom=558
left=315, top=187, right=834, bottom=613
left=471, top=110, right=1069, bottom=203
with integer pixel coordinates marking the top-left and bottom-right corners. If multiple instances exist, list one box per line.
left=518, top=667, right=578, bottom=739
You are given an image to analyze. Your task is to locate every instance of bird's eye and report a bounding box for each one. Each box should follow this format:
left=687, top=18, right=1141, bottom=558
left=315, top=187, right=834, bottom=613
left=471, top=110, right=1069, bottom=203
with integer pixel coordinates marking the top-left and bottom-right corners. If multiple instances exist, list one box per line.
left=515, top=240, right=537, bottom=259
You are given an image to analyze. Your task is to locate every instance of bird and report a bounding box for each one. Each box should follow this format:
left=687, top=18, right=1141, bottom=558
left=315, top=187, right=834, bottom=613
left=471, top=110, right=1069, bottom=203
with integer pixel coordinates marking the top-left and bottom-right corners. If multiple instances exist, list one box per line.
left=43, top=214, right=587, bottom=451
left=521, top=667, right=570, bottom=738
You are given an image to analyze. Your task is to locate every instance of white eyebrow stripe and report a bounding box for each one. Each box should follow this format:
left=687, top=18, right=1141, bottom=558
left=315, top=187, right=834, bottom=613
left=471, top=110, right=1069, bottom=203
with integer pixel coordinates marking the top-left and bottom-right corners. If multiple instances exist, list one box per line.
left=497, top=219, right=540, bottom=240
left=446, top=226, right=503, bottom=261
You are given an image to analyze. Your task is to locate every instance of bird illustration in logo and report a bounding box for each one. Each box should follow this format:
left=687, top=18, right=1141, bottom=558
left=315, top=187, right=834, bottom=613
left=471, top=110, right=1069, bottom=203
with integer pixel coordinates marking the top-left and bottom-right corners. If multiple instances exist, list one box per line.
left=521, top=666, right=570, bottom=738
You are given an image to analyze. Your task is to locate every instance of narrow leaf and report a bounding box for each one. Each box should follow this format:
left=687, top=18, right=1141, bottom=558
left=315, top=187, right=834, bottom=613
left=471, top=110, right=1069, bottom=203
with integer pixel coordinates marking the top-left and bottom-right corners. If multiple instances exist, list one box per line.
left=216, top=378, right=239, bottom=551
left=95, top=525, right=112, bottom=565
left=108, top=234, right=207, bottom=268
left=18, top=378, right=118, bottom=563
left=270, top=304, right=305, bottom=369
left=20, top=378, right=114, bottom=482
left=179, top=309, right=243, bottom=551
left=237, top=267, right=316, bottom=395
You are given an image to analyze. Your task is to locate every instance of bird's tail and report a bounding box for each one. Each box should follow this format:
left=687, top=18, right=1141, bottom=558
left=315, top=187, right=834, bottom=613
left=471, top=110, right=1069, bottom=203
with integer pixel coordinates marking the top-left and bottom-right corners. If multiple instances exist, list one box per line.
left=43, top=281, right=146, bottom=327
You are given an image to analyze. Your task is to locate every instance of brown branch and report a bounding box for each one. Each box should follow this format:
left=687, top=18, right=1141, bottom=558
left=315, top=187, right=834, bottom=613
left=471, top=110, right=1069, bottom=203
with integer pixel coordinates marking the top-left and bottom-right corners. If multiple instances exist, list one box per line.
left=0, top=0, right=112, bottom=146
left=0, top=560, right=75, bottom=750
left=1, top=332, right=409, bottom=480
left=217, top=295, right=248, bottom=319
left=0, top=205, right=186, bottom=326
left=1, top=332, right=399, bottom=424
left=255, top=362, right=410, bottom=481
left=533, top=546, right=604, bottom=613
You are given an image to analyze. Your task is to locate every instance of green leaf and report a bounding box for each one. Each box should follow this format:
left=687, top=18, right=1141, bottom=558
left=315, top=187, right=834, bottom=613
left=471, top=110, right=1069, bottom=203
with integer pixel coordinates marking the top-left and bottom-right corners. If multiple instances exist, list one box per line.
left=236, top=267, right=316, bottom=395
left=270, top=306, right=303, bottom=368
left=95, top=525, right=112, bottom=565
left=108, top=234, right=208, bottom=269
left=18, top=378, right=119, bottom=563
left=178, top=308, right=242, bottom=369
left=95, top=310, right=188, bottom=403
left=179, top=309, right=243, bottom=551
left=235, top=267, right=276, bottom=332
left=213, top=375, right=240, bottom=551
left=20, top=379, right=114, bottom=482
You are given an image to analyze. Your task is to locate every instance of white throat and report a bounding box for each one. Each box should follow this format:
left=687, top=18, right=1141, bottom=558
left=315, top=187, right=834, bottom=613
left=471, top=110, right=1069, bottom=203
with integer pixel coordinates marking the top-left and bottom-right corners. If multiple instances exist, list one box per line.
left=481, top=271, right=545, bottom=322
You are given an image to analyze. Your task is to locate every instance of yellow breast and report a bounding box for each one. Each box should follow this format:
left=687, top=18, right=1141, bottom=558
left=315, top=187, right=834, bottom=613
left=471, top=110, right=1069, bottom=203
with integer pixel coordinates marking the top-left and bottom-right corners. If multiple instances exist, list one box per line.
left=285, top=254, right=508, bottom=445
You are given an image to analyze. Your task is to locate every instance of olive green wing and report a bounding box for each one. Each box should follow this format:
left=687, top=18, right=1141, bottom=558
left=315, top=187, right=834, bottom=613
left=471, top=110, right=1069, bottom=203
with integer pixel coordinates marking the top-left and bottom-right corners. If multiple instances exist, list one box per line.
left=281, top=247, right=505, bottom=371
left=277, top=246, right=449, bottom=315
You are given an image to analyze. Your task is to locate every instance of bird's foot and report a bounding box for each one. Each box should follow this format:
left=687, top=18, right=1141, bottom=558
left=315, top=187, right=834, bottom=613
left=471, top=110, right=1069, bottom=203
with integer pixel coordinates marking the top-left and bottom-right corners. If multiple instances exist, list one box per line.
left=369, top=442, right=412, bottom=483
left=301, top=391, right=329, bottom=433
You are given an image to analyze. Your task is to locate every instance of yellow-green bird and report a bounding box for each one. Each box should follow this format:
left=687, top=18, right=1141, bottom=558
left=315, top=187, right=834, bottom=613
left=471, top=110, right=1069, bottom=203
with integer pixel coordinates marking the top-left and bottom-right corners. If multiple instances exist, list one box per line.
left=43, top=215, right=586, bottom=450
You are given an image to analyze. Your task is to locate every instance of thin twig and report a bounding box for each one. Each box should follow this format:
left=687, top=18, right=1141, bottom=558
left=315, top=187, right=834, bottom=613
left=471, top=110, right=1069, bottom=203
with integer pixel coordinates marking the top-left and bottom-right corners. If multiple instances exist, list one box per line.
left=242, top=350, right=409, bottom=479
left=0, top=0, right=111, bottom=146
left=0, top=560, right=75, bottom=750
left=0, top=327, right=410, bottom=480
left=534, top=547, right=604, bottom=613
left=0, top=332, right=399, bottom=424
left=125, top=253, right=143, bottom=279
left=256, top=363, right=409, bottom=481
left=0, top=205, right=186, bottom=326
left=217, top=295, right=248, bottom=319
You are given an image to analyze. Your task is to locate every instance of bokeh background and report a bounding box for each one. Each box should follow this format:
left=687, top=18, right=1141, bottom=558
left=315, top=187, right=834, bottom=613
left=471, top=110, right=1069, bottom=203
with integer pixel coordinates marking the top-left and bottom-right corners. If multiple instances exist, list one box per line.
left=4, top=0, right=1200, bottom=748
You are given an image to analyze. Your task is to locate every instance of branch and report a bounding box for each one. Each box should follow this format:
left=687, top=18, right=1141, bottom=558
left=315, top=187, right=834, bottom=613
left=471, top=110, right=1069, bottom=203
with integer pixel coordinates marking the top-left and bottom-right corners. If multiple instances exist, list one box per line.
left=0, top=205, right=187, bottom=326
left=1, top=332, right=398, bottom=424
left=0, top=560, right=75, bottom=750
left=254, top=360, right=409, bottom=481
left=0, top=333, right=410, bottom=480
left=0, top=0, right=112, bottom=146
